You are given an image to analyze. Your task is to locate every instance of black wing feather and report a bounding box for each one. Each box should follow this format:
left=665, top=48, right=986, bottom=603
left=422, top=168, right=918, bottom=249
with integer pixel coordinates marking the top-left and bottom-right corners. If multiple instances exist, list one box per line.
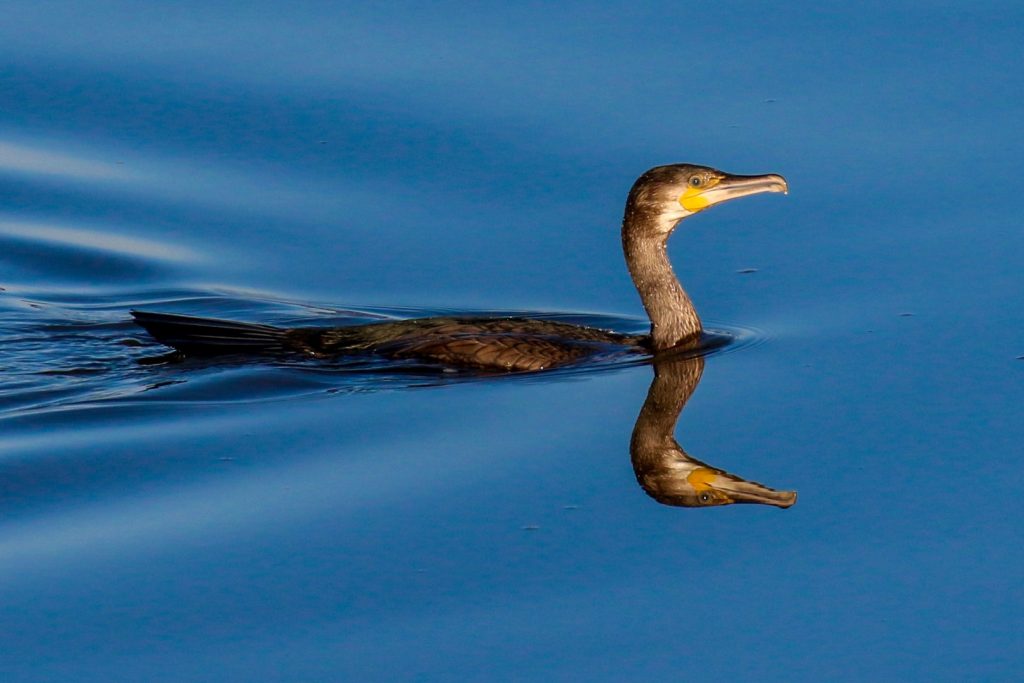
left=131, top=310, right=288, bottom=355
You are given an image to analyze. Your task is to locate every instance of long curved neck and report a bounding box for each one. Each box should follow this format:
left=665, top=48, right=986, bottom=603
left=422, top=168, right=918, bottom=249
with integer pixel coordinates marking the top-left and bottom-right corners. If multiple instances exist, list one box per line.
left=623, top=219, right=701, bottom=350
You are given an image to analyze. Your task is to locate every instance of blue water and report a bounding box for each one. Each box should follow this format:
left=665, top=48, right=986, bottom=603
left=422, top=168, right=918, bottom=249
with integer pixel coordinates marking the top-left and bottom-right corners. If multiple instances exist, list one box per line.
left=2, top=2, right=1023, bottom=681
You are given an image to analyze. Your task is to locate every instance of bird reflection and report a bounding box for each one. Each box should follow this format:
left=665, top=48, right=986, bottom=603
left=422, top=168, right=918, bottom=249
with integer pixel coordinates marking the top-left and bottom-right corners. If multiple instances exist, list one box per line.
left=630, top=352, right=796, bottom=508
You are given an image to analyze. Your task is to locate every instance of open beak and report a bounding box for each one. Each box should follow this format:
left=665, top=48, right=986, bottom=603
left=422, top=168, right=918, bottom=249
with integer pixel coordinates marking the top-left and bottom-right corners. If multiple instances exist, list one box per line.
left=681, top=172, right=788, bottom=212
left=710, top=473, right=798, bottom=508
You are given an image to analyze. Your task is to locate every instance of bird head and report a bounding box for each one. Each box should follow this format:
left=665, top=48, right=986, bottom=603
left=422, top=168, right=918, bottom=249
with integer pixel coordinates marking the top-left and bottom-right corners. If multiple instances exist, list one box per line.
left=625, top=164, right=788, bottom=236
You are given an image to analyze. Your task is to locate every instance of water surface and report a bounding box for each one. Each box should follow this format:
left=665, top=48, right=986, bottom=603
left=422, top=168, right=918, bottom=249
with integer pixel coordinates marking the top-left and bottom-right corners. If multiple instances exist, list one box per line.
left=1, top=2, right=1022, bottom=681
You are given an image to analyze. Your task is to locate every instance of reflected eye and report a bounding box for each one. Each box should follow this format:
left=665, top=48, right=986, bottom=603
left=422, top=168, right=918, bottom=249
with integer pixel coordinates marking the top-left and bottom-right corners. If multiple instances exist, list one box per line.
left=699, top=491, right=712, bottom=503
left=689, top=176, right=704, bottom=188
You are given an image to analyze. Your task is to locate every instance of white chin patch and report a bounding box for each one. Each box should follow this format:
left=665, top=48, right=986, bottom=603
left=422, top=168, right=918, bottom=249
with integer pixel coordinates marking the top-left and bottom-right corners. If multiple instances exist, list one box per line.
left=656, top=208, right=691, bottom=232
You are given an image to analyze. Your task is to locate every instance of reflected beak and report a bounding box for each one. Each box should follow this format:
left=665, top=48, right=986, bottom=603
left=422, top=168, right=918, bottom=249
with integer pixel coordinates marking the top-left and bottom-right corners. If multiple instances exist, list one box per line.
left=711, top=474, right=798, bottom=508
left=681, top=172, right=788, bottom=213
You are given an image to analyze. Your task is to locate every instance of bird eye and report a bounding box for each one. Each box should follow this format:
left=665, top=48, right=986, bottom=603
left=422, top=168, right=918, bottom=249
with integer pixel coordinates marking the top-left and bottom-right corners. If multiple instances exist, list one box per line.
left=689, top=176, right=704, bottom=188
left=699, top=492, right=712, bottom=503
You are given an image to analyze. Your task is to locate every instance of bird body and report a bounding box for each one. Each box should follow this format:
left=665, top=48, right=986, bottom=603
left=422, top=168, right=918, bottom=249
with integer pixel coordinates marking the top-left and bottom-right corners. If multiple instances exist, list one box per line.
left=131, top=311, right=643, bottom=371
left=133, top=164, right=787, bottom=371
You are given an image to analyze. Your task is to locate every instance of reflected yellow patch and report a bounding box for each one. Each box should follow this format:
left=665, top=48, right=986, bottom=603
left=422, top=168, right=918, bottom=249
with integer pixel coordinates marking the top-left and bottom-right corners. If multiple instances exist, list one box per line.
left=686, top=467, right=718, bottom=491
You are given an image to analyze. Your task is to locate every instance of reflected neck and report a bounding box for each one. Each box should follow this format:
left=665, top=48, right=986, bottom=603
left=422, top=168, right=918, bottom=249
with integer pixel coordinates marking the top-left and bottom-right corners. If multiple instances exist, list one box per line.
left=622, top=219, right=701, bottom=350
left=632, top=356, right=704, bottom=452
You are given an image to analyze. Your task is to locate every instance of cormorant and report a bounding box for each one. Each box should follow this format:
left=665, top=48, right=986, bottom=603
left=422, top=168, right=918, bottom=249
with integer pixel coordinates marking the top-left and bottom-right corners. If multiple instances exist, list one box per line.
left=132, top=164, right=787, bottom=371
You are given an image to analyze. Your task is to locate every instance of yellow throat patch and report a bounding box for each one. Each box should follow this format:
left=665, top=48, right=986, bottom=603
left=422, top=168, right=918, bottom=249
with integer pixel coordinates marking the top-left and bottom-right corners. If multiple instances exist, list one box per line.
left=679, top=184, right=713, bottom=212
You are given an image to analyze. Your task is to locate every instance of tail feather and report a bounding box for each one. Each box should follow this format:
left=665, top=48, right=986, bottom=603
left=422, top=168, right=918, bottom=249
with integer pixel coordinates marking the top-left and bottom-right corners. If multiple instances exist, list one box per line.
left=131, top=310, right=288, bottom=355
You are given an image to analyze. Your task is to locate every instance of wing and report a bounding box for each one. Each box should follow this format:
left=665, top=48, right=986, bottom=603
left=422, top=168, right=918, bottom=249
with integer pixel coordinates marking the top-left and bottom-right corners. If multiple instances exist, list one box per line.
left=378, top=334, right=601, bottom=372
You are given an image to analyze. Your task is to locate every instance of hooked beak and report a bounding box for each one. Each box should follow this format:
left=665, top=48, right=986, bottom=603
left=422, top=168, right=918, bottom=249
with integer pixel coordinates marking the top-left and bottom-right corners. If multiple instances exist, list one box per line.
left=711, top=473, right=797, bottom=508
left=681, top=172, right=788, bottom=213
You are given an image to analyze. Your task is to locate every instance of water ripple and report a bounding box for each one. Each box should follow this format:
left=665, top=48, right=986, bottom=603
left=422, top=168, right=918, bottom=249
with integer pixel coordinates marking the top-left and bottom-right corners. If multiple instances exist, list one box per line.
left=0, top=219, right=196, bottom=263
left=0, top=140, right=130, bottom=181
left=0, top=286, right=767, bottom=417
